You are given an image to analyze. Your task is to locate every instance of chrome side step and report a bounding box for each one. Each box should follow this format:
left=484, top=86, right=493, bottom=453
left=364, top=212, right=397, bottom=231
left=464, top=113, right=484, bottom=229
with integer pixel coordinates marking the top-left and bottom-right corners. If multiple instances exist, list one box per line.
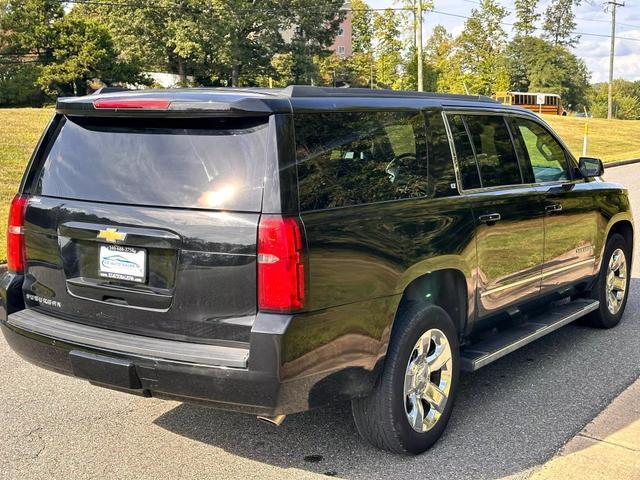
left=461, top=299, right=599, bottom=372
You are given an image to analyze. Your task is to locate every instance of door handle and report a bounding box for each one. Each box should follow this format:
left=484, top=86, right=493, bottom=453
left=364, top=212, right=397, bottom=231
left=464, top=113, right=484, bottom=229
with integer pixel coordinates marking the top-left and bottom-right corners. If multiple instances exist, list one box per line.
left=545, top=204, right=563, bottom=213
left=478, top=213, right=501, bottom=224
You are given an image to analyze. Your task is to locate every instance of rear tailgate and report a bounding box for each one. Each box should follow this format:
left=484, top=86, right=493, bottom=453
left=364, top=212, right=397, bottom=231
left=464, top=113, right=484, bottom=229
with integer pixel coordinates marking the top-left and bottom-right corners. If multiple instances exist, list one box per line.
left=21, top=113, right=270, bottom=344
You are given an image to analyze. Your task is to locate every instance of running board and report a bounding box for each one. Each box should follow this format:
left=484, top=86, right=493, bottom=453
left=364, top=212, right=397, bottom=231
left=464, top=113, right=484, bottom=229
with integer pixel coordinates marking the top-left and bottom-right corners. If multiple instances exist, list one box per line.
left=461, top=299, right=599, bottom=372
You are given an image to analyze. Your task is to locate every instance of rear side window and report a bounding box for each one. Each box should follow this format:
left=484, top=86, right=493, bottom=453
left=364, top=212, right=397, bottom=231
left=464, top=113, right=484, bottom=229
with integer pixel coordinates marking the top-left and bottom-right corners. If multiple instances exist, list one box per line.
left=425, top=111, right=457, bottom=197
left=464, top=115, right=522, bottom=188
left=294, top=111, right=428, bottom=211
left=35, top=116, right=268, bottom=211
left=448, top=114, right=522, bottom=189
left=447, top=114, right=481, bottom=190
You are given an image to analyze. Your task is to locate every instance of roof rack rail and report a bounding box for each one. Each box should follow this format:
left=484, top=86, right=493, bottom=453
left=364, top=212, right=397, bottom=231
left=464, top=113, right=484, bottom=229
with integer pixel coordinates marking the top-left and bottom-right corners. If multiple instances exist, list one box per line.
left=280, top=85, right=497, bottom=103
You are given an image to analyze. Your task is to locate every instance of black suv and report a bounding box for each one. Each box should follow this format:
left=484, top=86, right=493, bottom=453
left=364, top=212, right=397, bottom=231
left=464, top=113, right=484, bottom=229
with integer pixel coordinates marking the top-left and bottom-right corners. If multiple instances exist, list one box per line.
left=1, top=87, right=633, bottom=454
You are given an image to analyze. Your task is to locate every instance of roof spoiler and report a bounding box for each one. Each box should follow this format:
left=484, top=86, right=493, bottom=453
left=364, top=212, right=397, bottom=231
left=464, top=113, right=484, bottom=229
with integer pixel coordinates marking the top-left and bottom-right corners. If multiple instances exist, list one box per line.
left=56, top=93, right=291, bottom=117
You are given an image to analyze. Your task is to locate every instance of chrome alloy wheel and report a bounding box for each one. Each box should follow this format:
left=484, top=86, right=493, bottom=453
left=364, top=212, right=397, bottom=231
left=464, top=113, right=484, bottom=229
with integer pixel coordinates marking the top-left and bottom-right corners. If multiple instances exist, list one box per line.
left=403, top=328, right=453, bottom=433
left=606, top=248, right=628, bottom=315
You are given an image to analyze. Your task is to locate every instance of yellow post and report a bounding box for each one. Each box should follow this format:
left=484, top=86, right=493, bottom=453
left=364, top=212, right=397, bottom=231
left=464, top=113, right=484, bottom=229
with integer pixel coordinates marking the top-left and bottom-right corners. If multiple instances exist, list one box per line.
left=269, top=77, right=273, bottom=88
left=582, top=107, right=589, bottom=157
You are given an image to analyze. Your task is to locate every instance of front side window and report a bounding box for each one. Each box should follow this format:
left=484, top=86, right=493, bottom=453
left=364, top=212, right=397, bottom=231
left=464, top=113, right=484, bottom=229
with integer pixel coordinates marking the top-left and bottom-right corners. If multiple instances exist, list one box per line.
left=294, top=111, right=428, bottom=211
left=513, top=117, right=569, bottom=183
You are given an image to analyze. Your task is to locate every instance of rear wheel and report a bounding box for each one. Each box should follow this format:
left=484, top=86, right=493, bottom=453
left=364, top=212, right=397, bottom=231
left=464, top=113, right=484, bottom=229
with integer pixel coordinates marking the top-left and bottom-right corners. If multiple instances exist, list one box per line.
left=584, top=233, right=631, bottom=328
left=351, top=304, right=459, bottom=454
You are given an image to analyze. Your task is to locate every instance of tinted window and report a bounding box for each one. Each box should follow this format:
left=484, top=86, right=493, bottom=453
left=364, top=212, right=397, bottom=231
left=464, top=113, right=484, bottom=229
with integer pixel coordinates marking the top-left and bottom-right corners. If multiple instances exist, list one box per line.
left=513, top=117, right=569, bottom=183
left=295, top=111, right=428, bottom=211
left=448, top=114, right=481, bottom=190
left=425, top=111, right=457, bottom=197
left=464, top=115, right=522, bottom=188
left=36, top=116, right=268, bottom=211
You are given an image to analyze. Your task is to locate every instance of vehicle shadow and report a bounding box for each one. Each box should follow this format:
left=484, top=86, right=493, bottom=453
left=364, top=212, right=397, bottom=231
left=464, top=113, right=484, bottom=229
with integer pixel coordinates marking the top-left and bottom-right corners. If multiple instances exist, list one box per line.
left=154, top=279, right=640, bottom=480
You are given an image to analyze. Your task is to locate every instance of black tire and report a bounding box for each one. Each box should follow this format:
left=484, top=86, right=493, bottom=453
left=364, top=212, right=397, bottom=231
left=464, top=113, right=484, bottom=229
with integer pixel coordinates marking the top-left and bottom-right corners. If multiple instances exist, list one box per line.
left=584, top=233, right=631, bottom=328
left=351, top=304, right=460, bottom=455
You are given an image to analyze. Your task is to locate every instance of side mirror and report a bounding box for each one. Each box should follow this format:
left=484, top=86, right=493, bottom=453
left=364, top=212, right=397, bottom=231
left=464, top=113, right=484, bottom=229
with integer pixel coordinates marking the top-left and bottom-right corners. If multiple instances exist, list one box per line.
left=579, top=157, right=604, bottom=178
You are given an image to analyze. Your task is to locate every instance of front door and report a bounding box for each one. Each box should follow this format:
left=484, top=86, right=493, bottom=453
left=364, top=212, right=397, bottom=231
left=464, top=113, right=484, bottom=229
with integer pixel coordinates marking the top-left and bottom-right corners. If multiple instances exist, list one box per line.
left=510, top=116, right=598, bottom=295
left=446, top=113, right=545, bottom=318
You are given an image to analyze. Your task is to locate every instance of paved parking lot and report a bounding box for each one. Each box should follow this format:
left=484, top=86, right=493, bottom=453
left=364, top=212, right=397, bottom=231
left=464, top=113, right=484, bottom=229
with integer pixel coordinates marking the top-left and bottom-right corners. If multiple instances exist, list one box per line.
left=1, top=165, right=638, bottom=480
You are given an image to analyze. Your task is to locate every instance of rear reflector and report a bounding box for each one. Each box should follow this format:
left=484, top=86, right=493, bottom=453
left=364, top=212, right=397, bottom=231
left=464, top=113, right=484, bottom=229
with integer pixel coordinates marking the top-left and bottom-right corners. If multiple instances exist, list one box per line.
left=257, top=216, right=306, bottom=312
left=93, top=98, right=171, bottom=110
left=7, top=194, right=28, bottom=273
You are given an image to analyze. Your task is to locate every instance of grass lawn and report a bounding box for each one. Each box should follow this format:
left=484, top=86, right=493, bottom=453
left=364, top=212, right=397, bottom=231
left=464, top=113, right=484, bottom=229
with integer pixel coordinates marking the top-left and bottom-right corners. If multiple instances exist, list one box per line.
left=0, top=108, right=53, bottom=263
left=0, top=107, right=639, bottom=263
left=543, top=114, right=640, bottom=162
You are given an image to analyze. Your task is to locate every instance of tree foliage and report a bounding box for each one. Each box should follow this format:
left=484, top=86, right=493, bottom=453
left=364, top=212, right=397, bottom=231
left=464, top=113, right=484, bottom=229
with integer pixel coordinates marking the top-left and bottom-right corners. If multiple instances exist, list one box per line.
left=589, top=80, right=640, bottom=119
left=351, top=0, right=373, bottom=54
left=0, top=0, right=144, bottom=102
left=439, top=0, right=509, bottom=95
left=77, top=0, right=344, bottom=87
left=542, top=0, right=581, bottom=47
left=373, top=9, right=403, bottom=88
left=506, top=35, right=590, bottom=109
left=513, top=0, right=540, bottom=37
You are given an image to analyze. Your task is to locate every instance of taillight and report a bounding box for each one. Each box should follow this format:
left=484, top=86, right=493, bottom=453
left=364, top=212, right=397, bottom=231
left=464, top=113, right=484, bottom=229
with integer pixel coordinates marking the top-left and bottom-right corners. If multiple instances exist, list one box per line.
left=7, top=194, right=28, bottom=273
left=93, top=98, right=171, bottom=110
left=257, top=215, right=306, bottom=312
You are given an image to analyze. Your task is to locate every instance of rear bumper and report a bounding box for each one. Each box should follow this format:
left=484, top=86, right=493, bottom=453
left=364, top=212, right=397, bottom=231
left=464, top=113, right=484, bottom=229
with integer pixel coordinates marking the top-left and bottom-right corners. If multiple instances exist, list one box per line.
left=1, top=304, right=293, bottom=416
left=1, top=271, right=382, bottom=415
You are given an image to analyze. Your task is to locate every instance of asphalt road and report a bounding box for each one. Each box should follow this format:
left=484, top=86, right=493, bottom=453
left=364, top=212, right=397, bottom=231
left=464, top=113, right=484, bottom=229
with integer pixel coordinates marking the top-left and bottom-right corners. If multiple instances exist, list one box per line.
left=1, top=165, right=639, bottom=480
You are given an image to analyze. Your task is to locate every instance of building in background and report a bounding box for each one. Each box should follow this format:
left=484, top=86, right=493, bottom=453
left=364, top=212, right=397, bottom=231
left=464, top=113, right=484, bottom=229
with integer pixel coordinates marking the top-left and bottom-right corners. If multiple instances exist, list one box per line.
left=281, top=1, right=353, bottom=58
left=329, top=1, right=353, bottom=58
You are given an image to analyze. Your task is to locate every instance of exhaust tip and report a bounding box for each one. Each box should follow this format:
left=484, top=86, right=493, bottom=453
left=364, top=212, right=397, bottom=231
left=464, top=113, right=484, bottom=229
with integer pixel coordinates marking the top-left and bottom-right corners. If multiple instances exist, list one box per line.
left=257, top=414, right=286, bottom=426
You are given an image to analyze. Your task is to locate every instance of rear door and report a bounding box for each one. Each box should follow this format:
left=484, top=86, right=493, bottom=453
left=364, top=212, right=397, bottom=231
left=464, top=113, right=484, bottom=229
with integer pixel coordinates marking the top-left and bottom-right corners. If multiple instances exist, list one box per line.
left=510, top=116, right=598, bottom=294
left=446, top=112, right=545, bottom=318
left=22, top=114, right=271, bottom=344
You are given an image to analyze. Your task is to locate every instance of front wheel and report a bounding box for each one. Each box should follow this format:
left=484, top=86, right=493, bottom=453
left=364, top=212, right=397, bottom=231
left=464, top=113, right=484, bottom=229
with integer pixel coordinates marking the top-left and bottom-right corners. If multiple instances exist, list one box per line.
left=584, top=233, right=631, bottom=328
left=351, top=304, right=460, bottom=454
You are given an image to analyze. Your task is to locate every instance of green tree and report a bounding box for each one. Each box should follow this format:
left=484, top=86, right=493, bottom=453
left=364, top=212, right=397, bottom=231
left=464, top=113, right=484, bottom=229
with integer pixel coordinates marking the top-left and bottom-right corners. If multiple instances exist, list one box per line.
left=36, top=14, right=147, bottom=96
left=513, top=0, right=540, bottom=37
left=0, top=0, right=64, bottom=61
left=0, top=63, right=44, bottom=106
left=542, top=0, right=581, bottom=47
left=351, top=0, right=374, bottom=54
left=589, top=81, right=640, bottom=119
left=77, top=0, right=344, bottom=87
left=373, top=8, right=403, bottom=88
left=506, top=34, right=538, bottom=91
left=527, top=42, right=590, bottom=109
left=0, top=0, right=65, bottom=104
left=440, top=0, right=509, bottom=95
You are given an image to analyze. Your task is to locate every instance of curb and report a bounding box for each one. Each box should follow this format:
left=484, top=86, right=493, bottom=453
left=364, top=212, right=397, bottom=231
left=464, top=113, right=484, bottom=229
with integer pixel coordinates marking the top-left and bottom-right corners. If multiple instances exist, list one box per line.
left=605, top=158, right=640, bottom=168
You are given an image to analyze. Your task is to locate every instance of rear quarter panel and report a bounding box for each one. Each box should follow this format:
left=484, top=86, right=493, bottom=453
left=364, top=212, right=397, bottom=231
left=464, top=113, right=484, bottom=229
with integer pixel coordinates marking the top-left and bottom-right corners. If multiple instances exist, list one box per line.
left=280, top=196, right=476, bottom=410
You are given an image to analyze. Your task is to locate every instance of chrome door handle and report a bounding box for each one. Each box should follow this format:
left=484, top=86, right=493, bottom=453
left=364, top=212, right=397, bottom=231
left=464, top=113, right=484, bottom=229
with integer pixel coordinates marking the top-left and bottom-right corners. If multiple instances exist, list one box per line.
left=478, top=213, right=501, bottom=224
left=545, top=204, right=563, bottom=213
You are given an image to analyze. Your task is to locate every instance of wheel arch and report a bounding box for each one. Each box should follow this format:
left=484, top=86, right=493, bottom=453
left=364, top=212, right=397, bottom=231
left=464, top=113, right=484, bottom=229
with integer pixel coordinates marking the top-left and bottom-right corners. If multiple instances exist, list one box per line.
left=599, top=215, right=634, bottom=272
left=390, top=268, right=469, bottom=346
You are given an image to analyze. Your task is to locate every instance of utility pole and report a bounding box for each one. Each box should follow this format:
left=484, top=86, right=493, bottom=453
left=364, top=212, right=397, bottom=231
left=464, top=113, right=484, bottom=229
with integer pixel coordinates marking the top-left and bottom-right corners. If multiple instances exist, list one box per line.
left=606, top=1, right=624, bottom=120
left=416, top=0, right=424, bottom=92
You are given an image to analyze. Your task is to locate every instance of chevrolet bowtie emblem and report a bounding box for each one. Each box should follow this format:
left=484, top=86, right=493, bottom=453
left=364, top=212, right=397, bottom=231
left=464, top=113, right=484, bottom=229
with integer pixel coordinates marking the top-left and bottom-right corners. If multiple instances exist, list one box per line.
left=97, top=228, right=127, bottom=243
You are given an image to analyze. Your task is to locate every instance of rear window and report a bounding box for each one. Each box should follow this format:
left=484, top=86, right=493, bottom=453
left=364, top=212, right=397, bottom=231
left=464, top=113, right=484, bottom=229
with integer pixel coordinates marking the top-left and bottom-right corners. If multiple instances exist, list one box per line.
left=34, top=116, right=269, bottom=211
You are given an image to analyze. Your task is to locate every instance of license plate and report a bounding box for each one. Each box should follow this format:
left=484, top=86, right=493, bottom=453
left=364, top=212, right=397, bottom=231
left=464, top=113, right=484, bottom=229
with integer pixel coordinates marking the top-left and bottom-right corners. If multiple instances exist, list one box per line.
left=99, top=245, right=146, bottom=283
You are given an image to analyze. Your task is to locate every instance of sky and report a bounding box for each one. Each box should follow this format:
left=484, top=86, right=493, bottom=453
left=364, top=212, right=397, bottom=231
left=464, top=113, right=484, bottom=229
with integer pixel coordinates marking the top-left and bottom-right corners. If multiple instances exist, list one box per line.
left=367, top=0, right=640, bottom=83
